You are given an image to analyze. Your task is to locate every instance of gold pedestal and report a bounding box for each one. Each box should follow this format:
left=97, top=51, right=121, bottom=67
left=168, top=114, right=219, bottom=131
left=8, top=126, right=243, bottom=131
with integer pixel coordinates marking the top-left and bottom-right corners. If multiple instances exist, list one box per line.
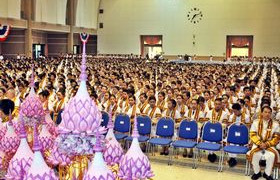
left=58, top=155, right=89, bottom=180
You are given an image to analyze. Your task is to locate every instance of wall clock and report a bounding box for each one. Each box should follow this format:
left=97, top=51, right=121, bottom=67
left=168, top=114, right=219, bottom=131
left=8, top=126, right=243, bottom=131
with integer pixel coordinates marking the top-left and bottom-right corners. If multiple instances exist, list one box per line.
left=187, top=8, right=203, bottom=24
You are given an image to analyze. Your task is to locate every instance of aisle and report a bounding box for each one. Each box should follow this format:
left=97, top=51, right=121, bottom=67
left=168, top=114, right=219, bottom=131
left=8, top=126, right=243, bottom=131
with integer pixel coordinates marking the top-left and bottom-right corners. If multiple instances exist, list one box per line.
left=151, top=162, right=251, bottom=180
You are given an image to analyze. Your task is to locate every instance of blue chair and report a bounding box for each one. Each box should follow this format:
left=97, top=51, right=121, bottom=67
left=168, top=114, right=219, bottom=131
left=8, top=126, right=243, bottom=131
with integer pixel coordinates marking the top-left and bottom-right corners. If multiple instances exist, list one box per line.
left=222, top=123, right=249, bottom=174
left=196, top=121, right=223, bottom=171
left=170, top=120, right=198, bottom=168
left=148, top=117, right=174, bottom=164
left=114, top=113, right=131, bottom=140
left=125, top=115, right=152, bottom=142
left=101, top=111, right=109, bottom=127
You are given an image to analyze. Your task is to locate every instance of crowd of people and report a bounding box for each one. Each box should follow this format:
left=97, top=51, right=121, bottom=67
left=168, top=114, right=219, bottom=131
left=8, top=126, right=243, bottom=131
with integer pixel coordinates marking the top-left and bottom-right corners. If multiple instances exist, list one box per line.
left=0, top=55, right=280, bottom=180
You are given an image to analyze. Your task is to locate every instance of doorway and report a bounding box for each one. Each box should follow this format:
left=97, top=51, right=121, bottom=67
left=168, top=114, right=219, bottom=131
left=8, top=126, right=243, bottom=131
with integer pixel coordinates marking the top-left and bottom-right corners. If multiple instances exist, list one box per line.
left=226, top=35, right=253, bottom=59
left=140, top=35, right=163, bottom=59
left=33, top=44, right=45, bottom=59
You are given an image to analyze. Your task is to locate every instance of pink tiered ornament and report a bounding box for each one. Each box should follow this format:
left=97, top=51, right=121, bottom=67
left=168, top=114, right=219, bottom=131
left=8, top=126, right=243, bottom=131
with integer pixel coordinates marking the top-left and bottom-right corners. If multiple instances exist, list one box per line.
left=24, top=123, right=58, bottom=180
left=104, top=111, right=123, bottom=166
left=20, top=65, right=45, bottom=125
left=45, top=112, right=57, bottom=136
left=58, top=38, right=102, bottom=135
left=118, top=117, right=154, bottom=179
left=0, top=115, right=20, bottom=156
left=83, top=130, right=115, bottom=180
left=47, top=142, right=72, bottom=166
left=0, top=120, right=7, bottom=139
left=6, top=114, right=34, bottom=180
left=39, top=120, right=54, bottom=152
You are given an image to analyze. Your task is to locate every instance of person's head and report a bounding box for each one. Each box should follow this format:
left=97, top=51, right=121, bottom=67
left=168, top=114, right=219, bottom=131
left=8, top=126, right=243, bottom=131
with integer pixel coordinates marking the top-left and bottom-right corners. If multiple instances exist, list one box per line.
left=168, top=99, right=177, bottom=110
left=139, top=93, right=147, bottom=103
left=191, top=88, right=197, bottom=96
left=128, top=95, right=136, bottom=106
left=196, top=85, right=202, bottom=94
left=6, top=88, right=16, bottom=99
left=167, top=89, right=174, bottom=99
left=143, top=85, right=150, bottom=93
left=148, top=96, right=156, bottom=108
left=174, top=88, right=180, bottom=96
left=18, top=83, right=25, bottom=92
left=230, top=86, right=236, bottom=95
left=190, top=99, right=198, bottom=110
left=182, top=91, right=191, bottom=101
left=0, top=99, right=15, bottom=119
left=264, top=90, right=271, bottom=97
left=197, top=96, right=205, bottom=106
left=176, top=94, right=184, bottom=105
left=122, top=89, right=129, bottom=99
left=104, top=91, right=110, bottom=100
left=101, top=86, right=107, bottom=94
left=109, top=94, right=117, bottom=104
left=112, top=86, right=119, bottom=94
left=214, top=98, right=223, bottom=111
left=0, top=88, right=6, bottom=97
left=39, top=90, right=50, bottom=103
left=57, top=89, right=65, bottom=100
left=203, top=91, right=210, bottom=101
left=222, top=94, right=229, bottom=102
left=243, top=87, right=251, bottom=96
left=158, top=91, right=165, bottom=101
left=148, top=89, right=155, bottom=97
left=225, top=86, right=231, bottom=96
left=232, top=103, right=242, bottom=116
left=261, top=106, right=272, bottom=120
left=244, top=96, right=251, bottom=106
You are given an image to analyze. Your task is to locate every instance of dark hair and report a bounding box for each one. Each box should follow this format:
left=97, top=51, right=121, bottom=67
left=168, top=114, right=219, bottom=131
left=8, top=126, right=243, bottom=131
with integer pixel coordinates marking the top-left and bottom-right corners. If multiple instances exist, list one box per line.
left=244, top=96, right=250, bottom=101
left=261, top=106, right=272, bottom=113
left=39, top=90, right=50, bottom=98
left=238, top=99, right=245, bottom=105
left=243, top=86, right=250, bottom=92
left=129, top=95, right=136, bottom=101
left=158, top=91, right=166, bottom=97
left=58, top=89, right=66, bottom=96
left=0, top=99, right=15, bottom=115
left=148, top=96, right=156, bottom=102
left=232, top=103, right=241, bottom=111
left=169, top=99, right=177, bottom=108
left=140, top=93, right=147, bottom=99
left=215, top=98, right=222, bottom=102
left=222, top=94, right=229, bottom=99
left=197, top=96, right=205, bottom=103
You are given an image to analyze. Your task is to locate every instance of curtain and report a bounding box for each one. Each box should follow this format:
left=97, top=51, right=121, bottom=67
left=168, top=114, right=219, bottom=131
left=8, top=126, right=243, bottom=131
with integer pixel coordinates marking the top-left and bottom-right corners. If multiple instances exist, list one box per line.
left=140, top=35, right=162, bottom=56
left=226, top=36, right=253, bottom=58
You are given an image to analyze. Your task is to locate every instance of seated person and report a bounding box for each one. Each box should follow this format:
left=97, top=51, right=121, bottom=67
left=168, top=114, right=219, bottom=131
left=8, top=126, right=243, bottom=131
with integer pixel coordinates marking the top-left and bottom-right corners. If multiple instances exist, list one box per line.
left=227, top=103, right=250, bottom=167
left=248, top=106, right=279, bottom=180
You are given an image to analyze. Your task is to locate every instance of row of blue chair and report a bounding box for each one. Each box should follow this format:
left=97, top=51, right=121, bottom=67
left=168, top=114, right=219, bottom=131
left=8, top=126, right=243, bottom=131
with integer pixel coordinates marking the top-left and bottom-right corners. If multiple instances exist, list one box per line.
left=101, top=112, right=250, bottom=174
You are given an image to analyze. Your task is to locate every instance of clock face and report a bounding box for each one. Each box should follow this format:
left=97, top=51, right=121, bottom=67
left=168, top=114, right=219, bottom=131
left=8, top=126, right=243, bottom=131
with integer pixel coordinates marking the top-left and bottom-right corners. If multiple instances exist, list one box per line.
left=187, top=8, right=203, bottom=24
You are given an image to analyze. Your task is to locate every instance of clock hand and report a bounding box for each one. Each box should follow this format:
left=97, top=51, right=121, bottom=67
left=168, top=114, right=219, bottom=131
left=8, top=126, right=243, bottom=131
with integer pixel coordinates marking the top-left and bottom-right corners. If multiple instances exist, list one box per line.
left=191, top=14, right=197, bottom=21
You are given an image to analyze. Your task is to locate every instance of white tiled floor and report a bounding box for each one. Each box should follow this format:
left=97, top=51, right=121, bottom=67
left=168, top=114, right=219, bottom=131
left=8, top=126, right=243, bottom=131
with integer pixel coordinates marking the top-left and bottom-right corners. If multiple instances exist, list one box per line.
left=151, top=162, right=252, bottom=180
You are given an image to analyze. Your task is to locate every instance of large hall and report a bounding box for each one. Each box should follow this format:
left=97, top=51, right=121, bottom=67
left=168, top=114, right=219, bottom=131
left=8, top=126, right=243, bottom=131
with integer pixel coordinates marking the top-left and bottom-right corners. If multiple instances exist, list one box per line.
left=0, top=0, right=280, bottom=180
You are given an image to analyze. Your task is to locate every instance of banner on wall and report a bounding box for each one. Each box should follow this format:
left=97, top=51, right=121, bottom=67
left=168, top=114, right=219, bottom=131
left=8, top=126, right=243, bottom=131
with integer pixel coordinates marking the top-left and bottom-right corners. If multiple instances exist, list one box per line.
left=80, top=32, right=89, bottom=43
left=0, top=24, right=11, bottom=42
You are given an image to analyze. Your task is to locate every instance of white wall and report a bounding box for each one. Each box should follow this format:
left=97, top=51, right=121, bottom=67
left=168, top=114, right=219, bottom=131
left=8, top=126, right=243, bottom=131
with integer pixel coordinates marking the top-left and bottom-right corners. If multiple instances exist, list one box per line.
left=98, top=0, right=280, bottom=57
left=75, top=0, right=100, bottom=29
left=0, top=0, right=21, bottom=19
left=35, top=0, right=67, bottom=25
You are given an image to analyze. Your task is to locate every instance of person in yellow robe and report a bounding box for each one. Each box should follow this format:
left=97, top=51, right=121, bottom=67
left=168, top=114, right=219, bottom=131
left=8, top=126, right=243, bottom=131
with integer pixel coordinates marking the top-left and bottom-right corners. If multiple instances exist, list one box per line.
left=248, top=106, right=280, bottom=180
